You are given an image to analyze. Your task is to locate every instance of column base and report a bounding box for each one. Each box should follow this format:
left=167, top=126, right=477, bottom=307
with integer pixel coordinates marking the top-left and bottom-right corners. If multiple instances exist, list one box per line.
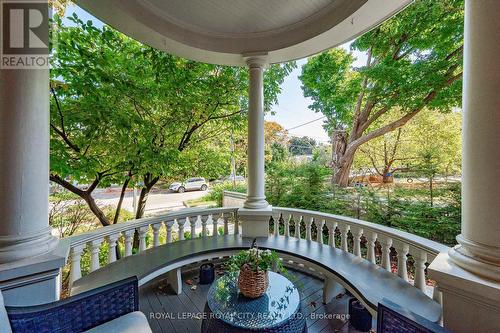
left=448, top=234, right=500, bottom=282
left=238, top=205, right=273, bottom=238
left=0, top=227, right=59, bottom=263
left=0, top=238, right=69, bottom=306
left=428, top=252, right=500, bottom=333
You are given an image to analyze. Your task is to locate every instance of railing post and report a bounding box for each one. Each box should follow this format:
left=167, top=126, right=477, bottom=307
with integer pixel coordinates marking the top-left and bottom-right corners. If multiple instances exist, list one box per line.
left=394, top=241, right=409, bottom=281
left=380, top=236, right=393, bottom=271
left=137, top=226, right=149, bottom=252
left=338, top=224, right=350, bottom=252
left=189, top=216, right=197, bottom=239
left=284, top=214, right=291, bottom=237
left=366, top=231, right=377, bottom=264
left=165, top=221, right=174, bottom=243
left=177, top=218, right=186, bottom=240
left=316, top=219, right=325, bottom=244
left=106, top=234, right=119, bottom=264
left=294, top=215, right=301, bottom=239
left=201, top=215, right=208, bottom=237
left=152, top=223, right=162, bottom=247
left=305, top=217, right=313, bottom=241
left=413, top=250, right=428, bottom=292
left=351, top=227, right=363, bottom=257
left=89, top=239, right=102, bottom=272
left=327, top=221, right=337, bottom=248
left=123, top=230, right=134, bottom=257
left=233, top=212, right=240, bottom=235
left=213, top=214, right=219, bottom=237
left=273, top=212, right=281, bottom=236
left=69, top=245, right=85, bottom=289
left=223, top=213, right=229, bottom=235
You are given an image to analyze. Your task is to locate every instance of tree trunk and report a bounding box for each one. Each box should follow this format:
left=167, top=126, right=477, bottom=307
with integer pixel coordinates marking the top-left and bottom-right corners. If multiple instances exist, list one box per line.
left=114, top=175, right=131, bottom=224
left=333, top=150, right=355, bottom=187
left=133, top=173, right=159, bottom=249
left=83, top=194, right=110, bottom=226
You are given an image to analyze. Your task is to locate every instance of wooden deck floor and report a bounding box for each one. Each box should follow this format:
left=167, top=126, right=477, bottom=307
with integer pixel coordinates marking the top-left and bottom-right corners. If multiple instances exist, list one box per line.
left=139, top=267, right=374, bottom=333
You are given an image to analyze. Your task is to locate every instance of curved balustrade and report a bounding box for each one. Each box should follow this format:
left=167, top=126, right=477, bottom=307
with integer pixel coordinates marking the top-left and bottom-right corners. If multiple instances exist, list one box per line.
left=67, top=207, right=239, bottom=289
left=271, top=207, right=449, bottom=298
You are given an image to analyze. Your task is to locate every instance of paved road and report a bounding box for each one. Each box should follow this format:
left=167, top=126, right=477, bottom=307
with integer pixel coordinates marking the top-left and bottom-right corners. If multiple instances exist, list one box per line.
left=91, top=188, right=210, bottom=215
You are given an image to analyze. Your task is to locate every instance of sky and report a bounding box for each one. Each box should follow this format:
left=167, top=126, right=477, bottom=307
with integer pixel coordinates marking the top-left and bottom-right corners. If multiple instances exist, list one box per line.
left=63, top=5, right=368, bottom=144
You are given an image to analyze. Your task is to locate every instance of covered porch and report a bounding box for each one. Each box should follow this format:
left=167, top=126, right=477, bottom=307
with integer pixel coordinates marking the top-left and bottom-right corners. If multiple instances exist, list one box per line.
left=0, top=1, right=499, bottom=332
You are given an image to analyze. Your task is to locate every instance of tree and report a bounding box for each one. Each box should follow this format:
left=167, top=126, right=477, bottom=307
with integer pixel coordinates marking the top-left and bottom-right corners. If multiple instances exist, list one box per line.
left=300, top=0, right=463, bottom=186
left=49, top=14, right=295, bottom=225
left=288, top=136, right=316, bottom=156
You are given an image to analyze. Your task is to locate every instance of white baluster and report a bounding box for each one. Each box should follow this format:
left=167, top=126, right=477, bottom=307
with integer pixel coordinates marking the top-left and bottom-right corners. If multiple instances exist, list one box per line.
left=89, top=239, right=103, bottom=272
left=294, top=215, right=301, bottom=238
left=165, top=220, right=174, bottom=243
left=223, top=213, right=229, bottom=235
left=106, top=234, right=119, bottom=264
left=69, top=245, right=85, bottom=289
left=273, top=213, right=280, bottom=235
left=233, top=212, right=240, bottom=235
left=284, top=215, right=291, bottom=237
left=413, top=250, right=428, bottom=291
left=366, top=231, right=377, bottom=264
left=122, top=230, right=134, bottom=257
left=393, top=241, right=409, bottom=280
left=212, top=214, right=219, bottom=237
left=316, top=219, right=325, bottom=244
left=189, top=216, right=196, bottom=239
left=305, top=217, right=313, bottom=241
left=201, top=215, right=208, bottom=237
left=137, top=226, right=149, bottom=252
left=351, top=227, right=363, bottom=257
left=327, top=221, right=336, bottom=247
left=152, top=223, right=162, bottom=247
left=380, top=236, right=393, bottom=271
left=338, top=224, right=350, bottom=252
left=177, top=218, right=186, bottom=240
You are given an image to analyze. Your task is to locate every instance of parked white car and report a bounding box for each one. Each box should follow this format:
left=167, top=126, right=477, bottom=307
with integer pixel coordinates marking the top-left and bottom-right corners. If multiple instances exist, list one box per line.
left=169, top=177, right=208, bottom=193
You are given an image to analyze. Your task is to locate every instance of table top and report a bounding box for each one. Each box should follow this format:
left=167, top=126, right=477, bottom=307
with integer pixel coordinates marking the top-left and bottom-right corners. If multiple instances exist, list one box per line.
left=206, top=271, right=300, bottom=330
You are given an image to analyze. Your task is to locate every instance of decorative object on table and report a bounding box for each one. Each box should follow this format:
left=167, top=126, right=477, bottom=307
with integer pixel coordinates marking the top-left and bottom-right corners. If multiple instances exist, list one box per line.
left=199, top=263, right=215, bottom=284
left=349, top=298, right=372, bottom=332
left=227, top=238, right=285, bottom=298
left=201, top=271, right=306, bottom=333
left=377, top=299, right=451, bottom=333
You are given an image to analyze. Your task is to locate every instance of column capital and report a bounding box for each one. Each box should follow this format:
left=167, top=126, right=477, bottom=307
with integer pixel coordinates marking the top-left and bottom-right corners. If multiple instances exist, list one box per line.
left=243, top=54, right=268, bottom=68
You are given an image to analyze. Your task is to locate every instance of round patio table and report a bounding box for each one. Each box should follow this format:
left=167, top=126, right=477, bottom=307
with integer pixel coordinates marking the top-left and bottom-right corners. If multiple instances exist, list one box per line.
left=201, top=271, right=306, bottom=333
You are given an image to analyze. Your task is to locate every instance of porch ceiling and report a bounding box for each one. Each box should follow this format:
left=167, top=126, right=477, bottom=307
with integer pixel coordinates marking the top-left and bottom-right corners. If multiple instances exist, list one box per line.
left=76, top=0, right=411, bottom=66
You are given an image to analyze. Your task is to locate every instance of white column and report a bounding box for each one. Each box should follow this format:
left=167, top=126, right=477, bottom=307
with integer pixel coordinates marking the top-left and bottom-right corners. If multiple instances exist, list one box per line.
left=0, top=68, right=58, bottom=262
left=448, top=0, right=500, bottom=281
left=244, top=56, right=269, bottom=210
left=429, top=2, right=500, bottom=332
left=239, top=55, right=272, bottom=238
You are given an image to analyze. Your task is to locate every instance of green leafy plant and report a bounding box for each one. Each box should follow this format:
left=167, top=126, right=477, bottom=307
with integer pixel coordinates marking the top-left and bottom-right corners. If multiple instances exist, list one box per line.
left=227, top=242, right=284, bottom=273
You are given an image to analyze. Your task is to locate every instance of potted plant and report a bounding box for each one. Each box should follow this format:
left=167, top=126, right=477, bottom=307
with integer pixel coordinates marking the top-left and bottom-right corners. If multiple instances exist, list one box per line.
left=227, top=240, right=285, bottom=298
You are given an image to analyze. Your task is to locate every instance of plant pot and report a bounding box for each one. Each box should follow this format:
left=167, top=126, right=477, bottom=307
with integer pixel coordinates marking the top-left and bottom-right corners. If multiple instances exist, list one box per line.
left=199, top=263, right=215, bottom=284
left=238, top=267, right=268, bottom=298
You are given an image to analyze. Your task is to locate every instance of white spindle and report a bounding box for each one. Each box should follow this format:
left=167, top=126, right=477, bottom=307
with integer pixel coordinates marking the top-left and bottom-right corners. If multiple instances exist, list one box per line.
left=284, top=215, right=291, bottom=237
left=380, top=236, right=393, bottom=271
left=89, top=239, right=102, bottom=272
left=316, top=219, right=325, bottom=244
left=394, top=241, right=409, bottom=280
left=165, top=221, right=174, bottom=243
left=366, top=231, right=377, bottom=264
left=106, top=234, right=119, bottom=264
left=413, top=250, right=428, bottom=291
left=123, top=230, right=134, bottom=257
left=351, top=227, right=363, bottom=257
left=69, top=245, right=85, bottom=289
left=338, top=224, right=350, bottom=252
left=305, top=217, right=312, bottom=241
left=138, top=226, right=149, bottom=252
left=152, top=223, right=162, bottom=247
left=177, top=218, right=185, bottom=240
left=201, top=215, right=208, bottom=237
left=234, top=212, right=239, bottom=235
left=294, top=215, right=301, bottom=238
left=273, top=213, right=280, bottom=235
left=223, top=213, right=229, bottom=235
left=213, top=214, right=219, bottom=237
left=189, top=216, right=196, bottom=239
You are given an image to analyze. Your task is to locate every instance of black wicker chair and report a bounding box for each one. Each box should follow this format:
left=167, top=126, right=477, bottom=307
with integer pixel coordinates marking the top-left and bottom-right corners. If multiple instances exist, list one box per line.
left=4, top=276, right=151, bottom=333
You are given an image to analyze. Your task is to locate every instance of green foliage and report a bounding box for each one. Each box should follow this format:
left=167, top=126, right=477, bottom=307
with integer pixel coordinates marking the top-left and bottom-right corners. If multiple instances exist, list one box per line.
left=288, top=136, right=316, bottom=156
left=227, top=248, right=284, bottom=273
left=203, top=182, right=247, bottom=206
